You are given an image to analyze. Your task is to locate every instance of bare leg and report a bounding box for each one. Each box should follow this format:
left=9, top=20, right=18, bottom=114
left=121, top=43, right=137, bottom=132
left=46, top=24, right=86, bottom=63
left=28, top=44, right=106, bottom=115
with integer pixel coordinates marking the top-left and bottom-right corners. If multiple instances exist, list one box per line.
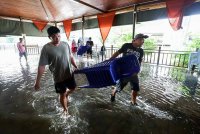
left=59, top=92, right=68, bottom=114
left=111, top=86, right=117, bottom=96
left=19, top=54, right=21, bottom=62
left=24, top=54, right=27, bottom=62
left=66, top=88, right=75, bottom=100
left=64, top=88, right=75, bottom=113
left=111, top=86, right=117, bottom=102
left=131, top=90, right=137, bottom=104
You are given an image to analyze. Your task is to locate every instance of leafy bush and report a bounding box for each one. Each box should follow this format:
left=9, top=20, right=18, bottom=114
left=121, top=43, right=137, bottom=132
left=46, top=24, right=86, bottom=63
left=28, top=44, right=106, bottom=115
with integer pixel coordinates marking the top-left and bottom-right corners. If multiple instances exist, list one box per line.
left=143, top=38, right=156, bottom=50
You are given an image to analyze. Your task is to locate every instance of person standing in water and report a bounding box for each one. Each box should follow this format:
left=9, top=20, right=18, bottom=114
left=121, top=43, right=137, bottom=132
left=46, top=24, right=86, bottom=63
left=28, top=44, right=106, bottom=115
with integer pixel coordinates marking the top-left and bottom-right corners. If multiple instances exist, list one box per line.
left=86, top=37, right=94, bottom=59
left=17, top=38, right=27, bottom=62
left=71, top=39, right=77, bottom=57
left=34, top=26, right=78, bottom=115
left=110, top=33, right=148, bottom=105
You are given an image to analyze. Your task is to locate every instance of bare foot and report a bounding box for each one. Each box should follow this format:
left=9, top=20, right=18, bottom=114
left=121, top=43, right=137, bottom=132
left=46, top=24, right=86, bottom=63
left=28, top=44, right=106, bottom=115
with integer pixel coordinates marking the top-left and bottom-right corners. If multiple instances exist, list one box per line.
left=130, top=101, right=138, bottom=106
left=63, top=109, right=69, bottom=115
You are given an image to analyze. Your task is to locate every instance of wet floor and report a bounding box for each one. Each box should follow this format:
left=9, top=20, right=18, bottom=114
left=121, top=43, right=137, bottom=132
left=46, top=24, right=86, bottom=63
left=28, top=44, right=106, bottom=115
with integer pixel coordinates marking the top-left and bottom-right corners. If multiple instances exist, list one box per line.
left=0, top=50, right=200, bottom=134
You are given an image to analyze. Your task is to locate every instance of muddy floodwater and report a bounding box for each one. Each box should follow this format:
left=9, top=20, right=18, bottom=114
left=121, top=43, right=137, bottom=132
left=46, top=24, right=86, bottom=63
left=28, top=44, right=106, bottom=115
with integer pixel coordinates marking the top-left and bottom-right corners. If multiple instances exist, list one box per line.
left=0, top=51, right=200, bottom=134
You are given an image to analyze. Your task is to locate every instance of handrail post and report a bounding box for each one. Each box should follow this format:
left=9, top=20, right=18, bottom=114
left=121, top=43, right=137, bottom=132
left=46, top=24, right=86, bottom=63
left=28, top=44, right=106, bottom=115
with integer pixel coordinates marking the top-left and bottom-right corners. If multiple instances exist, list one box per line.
left=111, top=45, right=113, bottom=57
left=96, top=44, right=97, bottom=53
left=157, top=47, right=161, bottom=66
left=37, top=44, right=39, bottom=54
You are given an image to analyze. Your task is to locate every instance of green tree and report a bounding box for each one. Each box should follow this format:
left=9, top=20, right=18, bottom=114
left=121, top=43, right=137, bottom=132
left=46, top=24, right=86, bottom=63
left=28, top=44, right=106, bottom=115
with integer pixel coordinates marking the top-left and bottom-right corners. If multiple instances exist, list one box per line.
left=143, top=38, right=156, bottom=50
left=189, top=37, right=200, bottom=50
left=121, top=33, right=132, bottom=43
left=108, top=33, right=132, bottom=48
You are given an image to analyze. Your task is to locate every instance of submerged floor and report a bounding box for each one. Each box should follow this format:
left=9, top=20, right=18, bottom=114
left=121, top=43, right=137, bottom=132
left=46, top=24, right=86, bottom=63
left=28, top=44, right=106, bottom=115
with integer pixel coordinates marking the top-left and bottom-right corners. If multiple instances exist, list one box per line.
left=0, top=51, right=200, bottom=134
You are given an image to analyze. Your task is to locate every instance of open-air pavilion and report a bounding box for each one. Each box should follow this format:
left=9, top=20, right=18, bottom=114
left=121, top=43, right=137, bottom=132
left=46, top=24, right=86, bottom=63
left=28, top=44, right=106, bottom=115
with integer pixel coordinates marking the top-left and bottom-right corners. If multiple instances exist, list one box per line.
left=0, top=0, right=200, bottom=134
left=1, top=0, right=200, bottom=38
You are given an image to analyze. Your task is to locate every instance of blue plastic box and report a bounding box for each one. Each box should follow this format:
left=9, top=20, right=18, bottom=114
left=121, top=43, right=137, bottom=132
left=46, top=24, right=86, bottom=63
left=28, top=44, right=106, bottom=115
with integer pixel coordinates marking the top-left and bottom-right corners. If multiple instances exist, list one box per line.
left=74, top=54, right=140, bottom=88
left=77, top=45, right=90, bottom=56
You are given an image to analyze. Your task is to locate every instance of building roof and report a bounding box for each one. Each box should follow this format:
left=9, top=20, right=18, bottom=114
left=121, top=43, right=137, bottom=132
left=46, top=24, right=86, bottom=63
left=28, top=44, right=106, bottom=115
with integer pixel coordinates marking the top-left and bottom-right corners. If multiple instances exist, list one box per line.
left=0, top=0, right=165, bottom=22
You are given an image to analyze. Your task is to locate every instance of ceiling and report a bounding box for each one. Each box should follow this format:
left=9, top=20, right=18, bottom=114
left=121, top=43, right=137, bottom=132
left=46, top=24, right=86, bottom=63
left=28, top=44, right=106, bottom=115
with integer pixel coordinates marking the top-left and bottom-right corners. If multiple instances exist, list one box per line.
left=0, top=0, right=164, bottom=22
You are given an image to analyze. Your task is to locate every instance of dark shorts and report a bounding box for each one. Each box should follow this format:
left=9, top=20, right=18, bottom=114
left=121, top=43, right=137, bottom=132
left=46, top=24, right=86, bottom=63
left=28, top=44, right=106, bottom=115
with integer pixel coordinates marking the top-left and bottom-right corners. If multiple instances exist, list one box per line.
left=116, top=75, right=140, bottom=92
left=100, top=51, right=106, bottom=55
left=19, top=52, right=27, bottom=57
left=87, top=48, right=92, bottom=54
left=54, top=76, right=76, bottom=94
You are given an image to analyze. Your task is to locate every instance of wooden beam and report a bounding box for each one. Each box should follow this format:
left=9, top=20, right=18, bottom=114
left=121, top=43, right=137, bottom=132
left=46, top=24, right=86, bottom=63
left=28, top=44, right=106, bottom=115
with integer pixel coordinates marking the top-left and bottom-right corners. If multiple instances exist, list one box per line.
left=73, top=0, right=106, bottom=13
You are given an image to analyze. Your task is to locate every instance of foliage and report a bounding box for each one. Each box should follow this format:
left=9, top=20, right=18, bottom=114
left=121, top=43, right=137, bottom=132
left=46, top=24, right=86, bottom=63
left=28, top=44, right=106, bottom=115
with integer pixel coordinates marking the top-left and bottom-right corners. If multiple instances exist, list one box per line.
left=113, top=33, right=132, bottom=48
left=121, top=33, right=132, bottom=43
left=143, top=38, right=156, bottom=50
left=188, top=37, right=200, bottom=51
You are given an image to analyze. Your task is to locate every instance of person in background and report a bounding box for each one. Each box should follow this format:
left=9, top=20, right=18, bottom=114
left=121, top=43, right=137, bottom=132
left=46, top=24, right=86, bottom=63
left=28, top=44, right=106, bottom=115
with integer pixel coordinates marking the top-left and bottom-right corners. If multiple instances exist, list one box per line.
left=100, top=45, right=106, bottom=60
left=17, top=38, right=27, bottom=62
left=71, top=39, right=77, bottom=57
left=110, top=33, right=148, bottom=105
left=34, top=26, right=78, bottom=115
left=86, top=37, right=94, bottom=59
left=77, top=38, right=82, bottom=48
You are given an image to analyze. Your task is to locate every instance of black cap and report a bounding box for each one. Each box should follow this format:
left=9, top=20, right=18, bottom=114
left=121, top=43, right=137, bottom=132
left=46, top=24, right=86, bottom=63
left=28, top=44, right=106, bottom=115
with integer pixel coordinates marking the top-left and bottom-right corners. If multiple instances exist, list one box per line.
left=134, top=33, right=149, bottom=40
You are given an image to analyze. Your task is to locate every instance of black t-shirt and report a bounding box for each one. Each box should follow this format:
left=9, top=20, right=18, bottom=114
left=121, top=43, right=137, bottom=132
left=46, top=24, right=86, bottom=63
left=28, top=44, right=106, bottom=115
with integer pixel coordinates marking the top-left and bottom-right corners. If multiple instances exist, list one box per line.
left=118, top=43, right=144, bottom=63
left=101, top=46, right=106, bottom=51
left=86, top=41, right=94, bottom=47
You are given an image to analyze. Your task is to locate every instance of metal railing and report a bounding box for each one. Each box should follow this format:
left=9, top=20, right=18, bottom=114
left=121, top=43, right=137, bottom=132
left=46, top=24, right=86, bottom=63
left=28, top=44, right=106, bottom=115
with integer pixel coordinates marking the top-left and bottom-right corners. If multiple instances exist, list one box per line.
left=26, top=45, right=40, bottom=55
left=143, top=47, right=191, bottom=68
left=24, top=45, right=193, bottom=68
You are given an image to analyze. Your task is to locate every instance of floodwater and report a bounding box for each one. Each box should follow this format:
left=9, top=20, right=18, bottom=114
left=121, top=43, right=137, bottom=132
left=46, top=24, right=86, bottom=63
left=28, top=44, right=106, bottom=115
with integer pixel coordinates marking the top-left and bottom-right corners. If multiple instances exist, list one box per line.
left=0, top=50, right=200, bottom=134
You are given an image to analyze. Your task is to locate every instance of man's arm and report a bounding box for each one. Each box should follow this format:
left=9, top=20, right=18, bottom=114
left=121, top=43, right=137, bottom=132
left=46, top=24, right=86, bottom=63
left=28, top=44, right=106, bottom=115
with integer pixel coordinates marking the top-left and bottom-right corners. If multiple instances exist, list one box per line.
left=71, top=56, right=78, bottom=69
left=139, top=49, right=144, bottom=66
left=34, top=65, right=46, bottom=90
left=109, top=51, right=120, bottom=60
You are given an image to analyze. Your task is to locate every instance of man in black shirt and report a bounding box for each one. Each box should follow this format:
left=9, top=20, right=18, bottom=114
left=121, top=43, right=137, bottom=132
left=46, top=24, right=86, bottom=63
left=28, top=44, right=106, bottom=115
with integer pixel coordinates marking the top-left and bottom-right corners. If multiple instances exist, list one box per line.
left=86, top=37, right=94, bottom=59
left=110, top=33, right=148, bottom=105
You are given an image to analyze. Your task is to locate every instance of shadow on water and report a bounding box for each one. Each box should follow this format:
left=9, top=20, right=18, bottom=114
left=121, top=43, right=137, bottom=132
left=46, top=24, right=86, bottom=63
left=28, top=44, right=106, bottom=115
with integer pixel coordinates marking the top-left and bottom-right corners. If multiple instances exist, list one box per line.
left=0, top=52, right=200, bottom=134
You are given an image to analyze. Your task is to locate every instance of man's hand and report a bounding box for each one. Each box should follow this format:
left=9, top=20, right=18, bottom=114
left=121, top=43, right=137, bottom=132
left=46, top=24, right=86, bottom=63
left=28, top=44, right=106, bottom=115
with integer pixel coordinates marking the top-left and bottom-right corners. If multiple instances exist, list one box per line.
left=34, top=82, right=40, bottom=91
left=74, top=66, right=79, bottom=71
left=34, top=65, right=45, bottom=91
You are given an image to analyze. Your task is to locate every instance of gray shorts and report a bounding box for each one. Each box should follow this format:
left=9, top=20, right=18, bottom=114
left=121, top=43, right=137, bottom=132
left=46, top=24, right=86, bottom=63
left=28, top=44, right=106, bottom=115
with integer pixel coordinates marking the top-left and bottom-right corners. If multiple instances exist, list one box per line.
left=116, top=75, right=139, bottom=92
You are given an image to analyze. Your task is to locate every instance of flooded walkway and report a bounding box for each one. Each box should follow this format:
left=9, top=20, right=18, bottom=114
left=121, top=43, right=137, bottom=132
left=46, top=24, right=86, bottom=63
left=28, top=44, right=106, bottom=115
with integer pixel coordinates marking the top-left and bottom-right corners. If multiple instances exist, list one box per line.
left=0, top=51, right=200, bottom=134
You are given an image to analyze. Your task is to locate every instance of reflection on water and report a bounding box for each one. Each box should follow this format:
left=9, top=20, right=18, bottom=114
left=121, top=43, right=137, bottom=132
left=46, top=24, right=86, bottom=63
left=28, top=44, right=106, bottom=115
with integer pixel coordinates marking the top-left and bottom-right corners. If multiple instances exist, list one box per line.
left=0, top=51, right=200, bottom=134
